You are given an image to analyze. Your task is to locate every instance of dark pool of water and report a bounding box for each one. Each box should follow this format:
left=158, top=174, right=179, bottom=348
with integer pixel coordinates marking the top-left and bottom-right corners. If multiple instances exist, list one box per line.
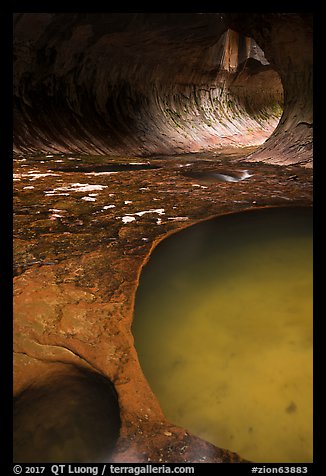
left=51, top=163, right=161, bottom=173
left=182, top=169, right=253, bottom=183
left=132, top=207, right=313, bottom=463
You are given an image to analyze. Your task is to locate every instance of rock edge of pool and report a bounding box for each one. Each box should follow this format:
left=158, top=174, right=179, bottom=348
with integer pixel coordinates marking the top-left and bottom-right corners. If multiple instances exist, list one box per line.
left=13, top=150, right=313, bottom=463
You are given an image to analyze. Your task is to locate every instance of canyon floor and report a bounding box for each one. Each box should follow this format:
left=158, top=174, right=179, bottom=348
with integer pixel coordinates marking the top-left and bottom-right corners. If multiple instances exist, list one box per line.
left=13, top=146, right=312, bottom=463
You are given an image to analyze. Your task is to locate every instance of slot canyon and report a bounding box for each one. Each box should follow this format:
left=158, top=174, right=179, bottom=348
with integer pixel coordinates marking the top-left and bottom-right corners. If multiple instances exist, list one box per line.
left=13, top=13, right=313, bottom=463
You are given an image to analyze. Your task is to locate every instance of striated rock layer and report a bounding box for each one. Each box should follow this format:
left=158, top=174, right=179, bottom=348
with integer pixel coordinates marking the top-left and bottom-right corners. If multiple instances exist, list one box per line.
left=13, top=13, right=311, bottom=164
left=225, top=13, right=313, bottom=166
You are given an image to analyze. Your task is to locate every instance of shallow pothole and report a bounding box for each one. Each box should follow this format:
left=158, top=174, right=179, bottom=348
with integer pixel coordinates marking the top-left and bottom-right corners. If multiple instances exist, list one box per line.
left=13, top=366, right=121, bottom=463
left=182, top=169, right=253, bottom=183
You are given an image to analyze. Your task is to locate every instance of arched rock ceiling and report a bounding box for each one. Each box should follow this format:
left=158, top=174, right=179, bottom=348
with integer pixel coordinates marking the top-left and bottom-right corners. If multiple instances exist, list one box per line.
left=13, top=13, right=312, bottom=166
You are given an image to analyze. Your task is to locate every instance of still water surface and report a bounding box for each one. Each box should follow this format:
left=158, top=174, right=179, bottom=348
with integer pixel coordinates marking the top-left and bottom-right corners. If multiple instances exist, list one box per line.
left=132, top=207, right=313, bottom=462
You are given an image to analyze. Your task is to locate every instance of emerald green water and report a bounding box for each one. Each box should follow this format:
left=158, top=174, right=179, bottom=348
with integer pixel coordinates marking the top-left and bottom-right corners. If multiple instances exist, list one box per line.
left=132, top=207, right=313, bottom=463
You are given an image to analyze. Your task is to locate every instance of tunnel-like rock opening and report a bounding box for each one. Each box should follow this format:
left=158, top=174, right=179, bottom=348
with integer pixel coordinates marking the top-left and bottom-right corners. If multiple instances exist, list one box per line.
left=13, top=366, right=121, bottom=463
left=224, top=13, right=312, bottom=166
left=13, top=13, right=311, bottom=164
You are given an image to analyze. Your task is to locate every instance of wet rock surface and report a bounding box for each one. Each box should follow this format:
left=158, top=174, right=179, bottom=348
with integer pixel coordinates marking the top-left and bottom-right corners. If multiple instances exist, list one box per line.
left=13, top=148, right=312, bottom=463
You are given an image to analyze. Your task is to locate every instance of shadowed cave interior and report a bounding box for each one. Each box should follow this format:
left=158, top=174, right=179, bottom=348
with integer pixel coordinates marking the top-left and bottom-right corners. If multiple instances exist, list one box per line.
left=15, top=12, right=311, bottom=164
left=13, top=12, right=313, bottom=463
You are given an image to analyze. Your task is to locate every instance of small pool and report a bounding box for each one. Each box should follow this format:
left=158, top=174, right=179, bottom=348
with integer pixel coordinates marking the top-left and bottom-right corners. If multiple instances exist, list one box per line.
left=52, top=163, right=161, bottom=173
left=132, top=207, right=313, bottom=463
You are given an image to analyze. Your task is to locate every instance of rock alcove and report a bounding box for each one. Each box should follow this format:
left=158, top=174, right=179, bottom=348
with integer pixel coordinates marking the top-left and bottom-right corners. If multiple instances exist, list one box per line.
left=13, top=13, right=312, bottom=463
left=13, top=365, right=121, bottom=463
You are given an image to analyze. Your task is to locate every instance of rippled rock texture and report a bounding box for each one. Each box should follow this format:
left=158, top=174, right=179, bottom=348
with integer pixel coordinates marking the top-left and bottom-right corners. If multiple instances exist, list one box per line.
left=13, top=13, right=310, bottom=163
left=225, top=13, right=312, bottom=166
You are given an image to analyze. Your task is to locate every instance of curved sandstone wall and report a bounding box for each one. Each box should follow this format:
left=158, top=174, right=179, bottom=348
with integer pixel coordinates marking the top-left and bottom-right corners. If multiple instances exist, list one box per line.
left=14, top=13, right=293, bottom=160
left=225, top=13, right=312, bottom=166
